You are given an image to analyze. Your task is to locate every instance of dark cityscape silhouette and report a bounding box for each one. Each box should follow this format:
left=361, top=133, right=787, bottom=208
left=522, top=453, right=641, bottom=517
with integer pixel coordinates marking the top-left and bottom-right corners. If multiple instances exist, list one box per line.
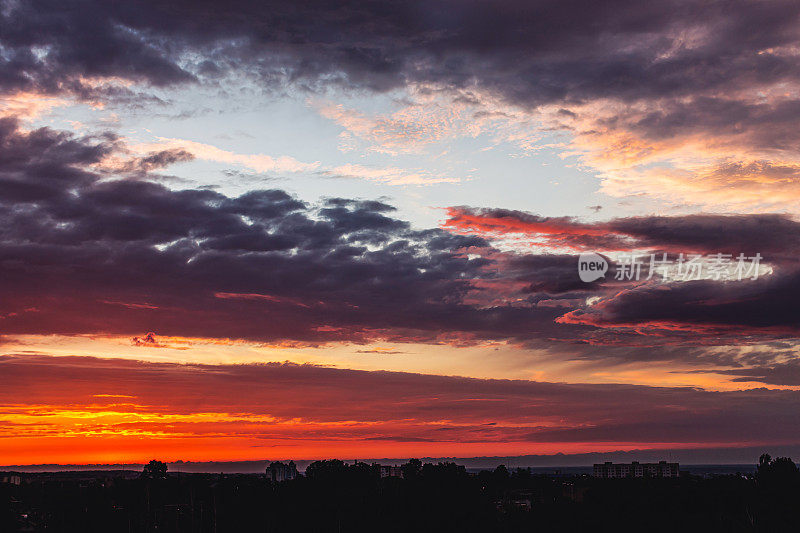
left=2, top=454, right=800, bottom=532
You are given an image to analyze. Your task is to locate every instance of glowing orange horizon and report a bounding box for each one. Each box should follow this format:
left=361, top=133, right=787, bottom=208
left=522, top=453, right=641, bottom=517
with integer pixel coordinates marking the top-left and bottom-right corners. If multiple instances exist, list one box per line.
left=0, top=435, right=746, bottom=467
left=0, top=351, right=796, bottom=466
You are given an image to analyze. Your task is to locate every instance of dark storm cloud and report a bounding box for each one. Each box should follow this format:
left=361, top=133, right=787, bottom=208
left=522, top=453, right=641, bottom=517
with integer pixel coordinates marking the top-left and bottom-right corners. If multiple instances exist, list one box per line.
left=699, top=360, right=800, bottom=387
left=561, top=271, right=800, bottom=336
left=449, top=209, right=800, bottom=340
left=2, top=0, right=799, bottom=108
left=0, top=118, right=594, bottom=345
left=0, top=116, right=116, bottom=201
left=444, top=205, right=800, bottom=357
left=607, top=214, right=800, bottom=260
left=3, top=117, right=800, bottom=358
left=120, top=148, right=195, bottom=173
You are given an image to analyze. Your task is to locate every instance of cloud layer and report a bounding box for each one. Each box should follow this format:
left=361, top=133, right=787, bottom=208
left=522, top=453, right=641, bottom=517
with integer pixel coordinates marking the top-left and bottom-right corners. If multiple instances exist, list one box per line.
left=1, top=353, right=799, bottom=463
left=3, top=0, right=798, bottom=104
left=2, top=116, right=800, bottom=369
left=6, top=0, right=800, bottom=207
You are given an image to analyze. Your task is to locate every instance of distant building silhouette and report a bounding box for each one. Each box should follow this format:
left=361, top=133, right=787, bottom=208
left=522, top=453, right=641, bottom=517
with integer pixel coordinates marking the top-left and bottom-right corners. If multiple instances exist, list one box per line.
left=267, top=461, right=298, bottom=482
left=593, top=461, right=679, bottom=478
left=378, top=465, right=403, bottom=478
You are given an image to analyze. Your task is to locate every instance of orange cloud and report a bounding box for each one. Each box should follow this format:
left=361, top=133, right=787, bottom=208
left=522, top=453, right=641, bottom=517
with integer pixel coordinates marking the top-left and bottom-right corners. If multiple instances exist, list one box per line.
left=537, top=91, right=800, bottom=211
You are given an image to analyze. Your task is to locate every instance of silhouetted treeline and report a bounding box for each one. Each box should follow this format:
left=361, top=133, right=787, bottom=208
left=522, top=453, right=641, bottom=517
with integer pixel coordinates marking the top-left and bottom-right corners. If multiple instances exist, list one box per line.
left=2, top=455, right=800, bottom=532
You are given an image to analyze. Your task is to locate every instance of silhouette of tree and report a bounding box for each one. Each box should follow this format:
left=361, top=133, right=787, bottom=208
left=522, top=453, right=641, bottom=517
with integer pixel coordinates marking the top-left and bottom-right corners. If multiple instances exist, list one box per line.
left=402, top=458, right=422, bottom=479
left=759, top=453, right=772, bottom=469
left=494, top=464, right=510, bottom=479
left=141, top=460, right=168, bottom=480
left=757, top=454, right=799, bottom=483
left=305, top=459, right=347, bottom=479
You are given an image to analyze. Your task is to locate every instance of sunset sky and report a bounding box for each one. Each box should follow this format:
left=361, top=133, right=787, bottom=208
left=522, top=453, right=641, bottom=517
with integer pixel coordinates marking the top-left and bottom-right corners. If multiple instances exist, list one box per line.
left=3, top=0, right=800, bottom=466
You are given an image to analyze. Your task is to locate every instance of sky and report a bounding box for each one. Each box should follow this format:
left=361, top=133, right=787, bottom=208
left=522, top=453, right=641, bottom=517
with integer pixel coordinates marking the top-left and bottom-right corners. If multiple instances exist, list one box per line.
left=2, top=0, right=800, bottom=466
